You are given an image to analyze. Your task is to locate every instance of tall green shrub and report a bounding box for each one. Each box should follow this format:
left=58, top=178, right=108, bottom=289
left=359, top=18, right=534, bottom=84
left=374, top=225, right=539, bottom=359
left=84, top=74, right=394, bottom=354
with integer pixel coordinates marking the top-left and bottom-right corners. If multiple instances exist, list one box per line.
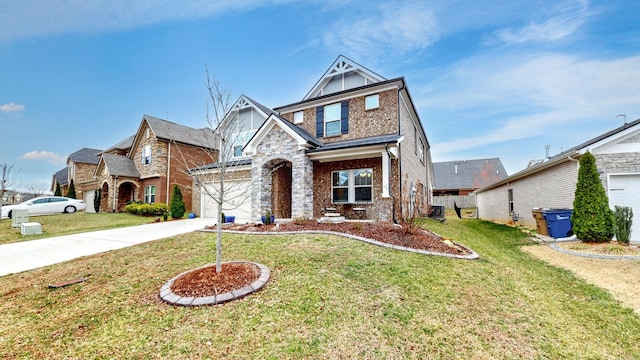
left=66, top=179, right=76, bottom=199
left=170, top=185, right=186, bottom=219
left=93, top=188, right=101, bottom=213
left=54, top=182, right=62, bottom=196
left=571, top=152, right=614, bottom=242
left=614, top=206, right=633, bottom=244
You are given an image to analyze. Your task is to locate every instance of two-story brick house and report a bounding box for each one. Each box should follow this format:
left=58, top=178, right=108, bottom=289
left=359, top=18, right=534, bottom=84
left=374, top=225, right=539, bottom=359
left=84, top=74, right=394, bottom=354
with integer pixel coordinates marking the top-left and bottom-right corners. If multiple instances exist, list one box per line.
left=94, top=115, right=215, bottom=213
left=193, top=55, right=433, bottom=223
left=51, top=147, right=101, bottom=208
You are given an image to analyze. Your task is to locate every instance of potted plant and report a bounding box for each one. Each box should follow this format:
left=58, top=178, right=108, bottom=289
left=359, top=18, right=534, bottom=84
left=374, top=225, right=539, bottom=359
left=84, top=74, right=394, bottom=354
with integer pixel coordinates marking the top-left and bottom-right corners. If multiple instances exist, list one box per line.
left=262, top=209, right=274, bottom=225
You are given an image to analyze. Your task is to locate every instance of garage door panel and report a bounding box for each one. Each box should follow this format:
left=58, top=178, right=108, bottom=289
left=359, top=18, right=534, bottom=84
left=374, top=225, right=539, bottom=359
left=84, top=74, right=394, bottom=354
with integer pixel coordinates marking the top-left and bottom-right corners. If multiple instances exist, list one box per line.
left=203, top=180, right=252, bottom=222
left=609, top=175, right=640, bottom=242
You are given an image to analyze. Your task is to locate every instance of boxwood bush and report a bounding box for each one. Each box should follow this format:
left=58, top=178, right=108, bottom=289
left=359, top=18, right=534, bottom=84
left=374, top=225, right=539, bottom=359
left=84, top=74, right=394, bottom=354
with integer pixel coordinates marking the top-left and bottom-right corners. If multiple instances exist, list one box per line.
left=124, top=202, right=169, bottom=216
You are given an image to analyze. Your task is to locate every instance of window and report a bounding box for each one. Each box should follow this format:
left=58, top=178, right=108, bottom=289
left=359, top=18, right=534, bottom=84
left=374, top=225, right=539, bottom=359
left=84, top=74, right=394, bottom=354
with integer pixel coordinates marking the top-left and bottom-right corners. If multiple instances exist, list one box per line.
left=142, top=145, right=152, bottom=165
left=508, top=189, right=514, bottom=214
left=232, top=130, right=256, bottom=158
left=324, top=103, right=341, bottom=136
left=331, top=168, right=373, bottom=203
left=293, top=111, right=304, bottom=124
left=418, top=137, right=424, bottom=163
left=365, top=94, right=379, bottom=110
left=144, top=185, right=156, bottom=204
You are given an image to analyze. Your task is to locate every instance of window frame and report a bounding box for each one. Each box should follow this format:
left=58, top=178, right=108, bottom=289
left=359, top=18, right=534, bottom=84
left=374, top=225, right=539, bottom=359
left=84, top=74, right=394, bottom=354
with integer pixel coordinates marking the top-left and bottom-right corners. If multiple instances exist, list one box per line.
left=144, top=185, right=156, bottom=204
left=508, top=188, right=514, bottom=214
left=365, top=94, right=379, bottom=110
left=324, top=103, right=341, bottom=137
left=293, top=111, right=304, bottom=124
left=142, top=145, right=152, bottom=165
left=331, top=168, right=374, bottom=204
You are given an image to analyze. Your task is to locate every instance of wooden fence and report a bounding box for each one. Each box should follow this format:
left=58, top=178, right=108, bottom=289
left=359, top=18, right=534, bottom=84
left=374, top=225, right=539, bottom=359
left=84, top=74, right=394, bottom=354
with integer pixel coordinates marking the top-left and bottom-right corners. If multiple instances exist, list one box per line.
left=432, top=195, right=476, bottom=209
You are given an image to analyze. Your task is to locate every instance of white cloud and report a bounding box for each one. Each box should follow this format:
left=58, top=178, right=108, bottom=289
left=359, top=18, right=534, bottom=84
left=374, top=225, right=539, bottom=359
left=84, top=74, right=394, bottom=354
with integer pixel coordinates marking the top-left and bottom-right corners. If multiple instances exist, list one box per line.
left=490, top=0, right=589, bottom=44
left=20, top=151, right=66, bottom=164
left=0, top=101, right=25, bottom=113
left=0, top=0, right=292, bottom=42
left=322, top=2, right=440, bottom=60
left=422, top=53, right=640, bottom=154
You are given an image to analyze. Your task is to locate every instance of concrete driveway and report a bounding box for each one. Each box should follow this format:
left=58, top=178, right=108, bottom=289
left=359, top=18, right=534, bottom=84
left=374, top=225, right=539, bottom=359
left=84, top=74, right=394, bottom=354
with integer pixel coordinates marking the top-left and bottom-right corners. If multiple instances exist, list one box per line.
left=0, top=218, right=213, bottom=277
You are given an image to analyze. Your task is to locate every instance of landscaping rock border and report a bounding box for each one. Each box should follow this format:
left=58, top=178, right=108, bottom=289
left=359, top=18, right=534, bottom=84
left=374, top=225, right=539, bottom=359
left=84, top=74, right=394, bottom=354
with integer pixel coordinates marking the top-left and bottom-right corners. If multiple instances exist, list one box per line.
left=549, top=241, right=640, bottom=260
left=159, top=261, right=270, bottom=306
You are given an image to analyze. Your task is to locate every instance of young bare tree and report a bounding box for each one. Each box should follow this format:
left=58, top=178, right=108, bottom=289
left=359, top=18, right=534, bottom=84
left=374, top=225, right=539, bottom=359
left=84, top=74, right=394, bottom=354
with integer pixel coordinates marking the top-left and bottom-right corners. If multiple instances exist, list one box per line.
left=1, top=163, right=21, bottom=203
left=24, top=182, right=51, bottom=196
left=168, top=70, right=253, bottom=273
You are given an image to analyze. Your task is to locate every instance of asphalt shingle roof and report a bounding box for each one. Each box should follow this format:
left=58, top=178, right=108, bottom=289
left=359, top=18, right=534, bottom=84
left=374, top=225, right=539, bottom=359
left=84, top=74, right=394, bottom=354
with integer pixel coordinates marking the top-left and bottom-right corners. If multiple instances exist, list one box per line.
left=54, top=167, right=68, bottom=185
left=101, top=153, right=140, bottom=177
left=144, top=115, right=215, bottom=148
left=68, top=147, right=102, bottom=164
left=433, top=158, right=507, bottom=190
left=306, top=133, right=403, bottom=153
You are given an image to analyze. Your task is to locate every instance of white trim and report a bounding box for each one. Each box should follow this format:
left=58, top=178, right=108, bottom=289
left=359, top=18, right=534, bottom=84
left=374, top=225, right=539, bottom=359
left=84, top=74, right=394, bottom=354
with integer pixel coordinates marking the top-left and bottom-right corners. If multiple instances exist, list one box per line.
left=304, top=55, right=386, bottom=100
left=382, top=150, right=390, bottom=197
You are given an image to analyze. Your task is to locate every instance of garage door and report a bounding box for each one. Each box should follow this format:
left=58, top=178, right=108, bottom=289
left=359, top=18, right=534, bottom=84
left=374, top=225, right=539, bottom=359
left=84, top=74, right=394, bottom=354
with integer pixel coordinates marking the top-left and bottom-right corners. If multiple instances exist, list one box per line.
left=609, top=174, right=640, bottom=242
left=202, top=180, right=252, bottom=223
left=84, top=191, right=96, bottom=213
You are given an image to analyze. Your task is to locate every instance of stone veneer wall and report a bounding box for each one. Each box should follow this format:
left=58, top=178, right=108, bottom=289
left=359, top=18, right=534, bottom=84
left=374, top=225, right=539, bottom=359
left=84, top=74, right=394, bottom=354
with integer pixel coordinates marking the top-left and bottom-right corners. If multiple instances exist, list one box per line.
left=251, top=126, right=313, bottom=220
left=595, top=152, right=640, bottom=190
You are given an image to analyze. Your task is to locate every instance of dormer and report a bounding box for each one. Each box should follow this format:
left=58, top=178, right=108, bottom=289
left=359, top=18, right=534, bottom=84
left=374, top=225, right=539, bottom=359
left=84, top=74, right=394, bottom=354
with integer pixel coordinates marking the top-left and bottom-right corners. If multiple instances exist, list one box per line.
left=303, top=55, right=386, bottom=100
left=222, top=95, right=274, bottom=158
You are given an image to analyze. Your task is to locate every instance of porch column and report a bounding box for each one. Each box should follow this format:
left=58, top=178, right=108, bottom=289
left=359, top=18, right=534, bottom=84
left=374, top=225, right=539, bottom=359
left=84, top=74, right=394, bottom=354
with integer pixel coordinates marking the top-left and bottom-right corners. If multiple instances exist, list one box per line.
left=382, top=150, right=390, bottom=198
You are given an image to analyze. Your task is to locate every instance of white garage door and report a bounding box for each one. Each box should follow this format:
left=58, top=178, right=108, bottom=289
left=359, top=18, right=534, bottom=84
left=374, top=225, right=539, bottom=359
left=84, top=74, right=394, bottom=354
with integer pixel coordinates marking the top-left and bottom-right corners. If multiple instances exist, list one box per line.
left=83, top=191, right=96, bottom=213
left=609, top=174, right=640, bottom=242
left=202, top=180, right=252, bottom=223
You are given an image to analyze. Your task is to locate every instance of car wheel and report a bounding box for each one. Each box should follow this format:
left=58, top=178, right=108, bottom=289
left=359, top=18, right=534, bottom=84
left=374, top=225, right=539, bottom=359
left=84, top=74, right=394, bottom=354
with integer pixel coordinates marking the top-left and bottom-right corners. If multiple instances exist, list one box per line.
left=64, top=206, right=77, bottom=214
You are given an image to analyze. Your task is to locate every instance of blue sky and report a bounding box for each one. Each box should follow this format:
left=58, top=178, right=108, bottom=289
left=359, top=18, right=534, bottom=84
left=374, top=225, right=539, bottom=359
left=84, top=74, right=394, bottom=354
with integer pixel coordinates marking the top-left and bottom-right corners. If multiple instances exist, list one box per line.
left=1, top=0, right=639, bottom=191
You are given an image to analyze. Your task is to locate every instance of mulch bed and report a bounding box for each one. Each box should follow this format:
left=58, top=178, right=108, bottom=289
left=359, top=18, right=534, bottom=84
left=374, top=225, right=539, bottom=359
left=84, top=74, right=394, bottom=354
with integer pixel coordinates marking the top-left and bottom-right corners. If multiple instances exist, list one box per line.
left=215, top=219, right=470, bottom=256
left=171, top=262, right=261, bottom=297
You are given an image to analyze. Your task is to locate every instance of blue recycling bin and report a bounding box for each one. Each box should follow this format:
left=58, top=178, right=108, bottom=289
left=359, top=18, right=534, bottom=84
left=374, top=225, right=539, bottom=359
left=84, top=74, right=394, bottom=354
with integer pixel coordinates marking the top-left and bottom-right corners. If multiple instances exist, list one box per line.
left=542, top=209, right=573, bottom=238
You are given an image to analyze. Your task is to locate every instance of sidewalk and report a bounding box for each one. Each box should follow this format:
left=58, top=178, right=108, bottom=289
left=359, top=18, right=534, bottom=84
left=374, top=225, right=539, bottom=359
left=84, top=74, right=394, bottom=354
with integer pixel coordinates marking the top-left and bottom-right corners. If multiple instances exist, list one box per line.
left=0, top=218, right=213, bottom=277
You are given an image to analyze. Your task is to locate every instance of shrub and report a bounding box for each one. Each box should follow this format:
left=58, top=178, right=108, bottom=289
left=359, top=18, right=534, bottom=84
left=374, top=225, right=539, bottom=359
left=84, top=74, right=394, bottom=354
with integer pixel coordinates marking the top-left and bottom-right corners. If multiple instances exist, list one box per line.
left=54, top=182, right=62, bottom=196
left=124, top=203, right=169, bottom=216
left=614, top=205, right=633, bottom=244
left=170, top=185, right=186, bottom=219
left=66, top=179, right=76, bottom=199
left=571, top=152, right=614, bottom=242
left=94, top=188, right=101, bottom=213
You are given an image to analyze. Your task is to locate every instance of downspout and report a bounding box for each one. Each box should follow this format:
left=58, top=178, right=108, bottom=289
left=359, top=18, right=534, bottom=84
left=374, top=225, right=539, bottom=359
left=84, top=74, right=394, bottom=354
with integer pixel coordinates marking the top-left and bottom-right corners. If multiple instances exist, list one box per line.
left=166, top=142, right=172, bottom=204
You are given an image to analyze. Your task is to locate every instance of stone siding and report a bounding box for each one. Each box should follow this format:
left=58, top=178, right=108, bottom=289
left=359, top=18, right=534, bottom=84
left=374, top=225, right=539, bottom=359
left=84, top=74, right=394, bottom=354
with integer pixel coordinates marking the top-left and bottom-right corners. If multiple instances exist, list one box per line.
left=595, top=152, right=640, bottom=190
left=251, top=125, right=313, bottom=220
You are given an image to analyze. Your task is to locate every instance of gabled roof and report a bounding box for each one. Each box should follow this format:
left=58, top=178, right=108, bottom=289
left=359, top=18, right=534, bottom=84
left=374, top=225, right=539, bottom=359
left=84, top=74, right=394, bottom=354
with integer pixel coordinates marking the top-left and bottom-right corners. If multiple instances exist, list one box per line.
left=67, top=147, right=102, bottom=165
left=433, top=158, right=507, bottom=190
left=217, top=95, right=275, bottom=132
left=143, top=115, right=214, bottom=148
left=245, top=113, right=322, bottom=155
left=104, top=135, right=135, bottom=153
left=54, top=167, right=68, bottom=186
left=191, top=158, right=253, bottom=171
left=476, top=118, right=640, bottom=193
left=303, top=55, right=387, bottom=100
left=97, top=153, right=140, bottom=178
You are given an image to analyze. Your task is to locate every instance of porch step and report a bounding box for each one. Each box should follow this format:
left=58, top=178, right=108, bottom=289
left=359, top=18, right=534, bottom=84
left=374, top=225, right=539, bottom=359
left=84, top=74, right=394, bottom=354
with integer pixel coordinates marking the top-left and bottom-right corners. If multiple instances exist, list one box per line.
left=323, top=212, right=342, bottom=217
left=320, top=216, right=345, bottom=224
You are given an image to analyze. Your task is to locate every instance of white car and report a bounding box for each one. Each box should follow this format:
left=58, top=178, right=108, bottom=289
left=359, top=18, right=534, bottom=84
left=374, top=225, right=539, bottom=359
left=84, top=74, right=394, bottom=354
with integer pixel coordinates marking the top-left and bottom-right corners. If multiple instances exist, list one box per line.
left=1, top=196, right=86, bottom=219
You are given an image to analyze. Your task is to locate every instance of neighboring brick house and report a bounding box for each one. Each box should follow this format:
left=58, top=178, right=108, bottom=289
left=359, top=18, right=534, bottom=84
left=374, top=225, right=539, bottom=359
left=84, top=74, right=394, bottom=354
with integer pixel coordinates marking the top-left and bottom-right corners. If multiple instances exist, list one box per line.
left=192, top=55, right=434, bottom=223
left=51, top=147, right=101, bottom=208
left=94, top=115, right=215, bottom=213
left=433, top=158, right=508, bottom=196
left=475, top=119, right=640, bottom=241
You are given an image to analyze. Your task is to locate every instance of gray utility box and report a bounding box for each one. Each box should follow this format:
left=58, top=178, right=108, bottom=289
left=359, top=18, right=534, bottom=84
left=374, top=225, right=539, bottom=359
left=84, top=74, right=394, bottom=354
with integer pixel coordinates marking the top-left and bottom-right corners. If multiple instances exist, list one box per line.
left=11, top=208, right=29, bottom=228
left=21, top=222, right=42, bottom=235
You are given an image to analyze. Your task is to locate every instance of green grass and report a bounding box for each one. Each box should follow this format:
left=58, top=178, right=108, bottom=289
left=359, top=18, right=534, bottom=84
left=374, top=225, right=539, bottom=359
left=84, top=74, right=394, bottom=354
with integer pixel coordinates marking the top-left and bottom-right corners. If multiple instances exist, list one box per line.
left=0, top=212, right=154, bottom=244
left=1, top=217, right=639, bottom=358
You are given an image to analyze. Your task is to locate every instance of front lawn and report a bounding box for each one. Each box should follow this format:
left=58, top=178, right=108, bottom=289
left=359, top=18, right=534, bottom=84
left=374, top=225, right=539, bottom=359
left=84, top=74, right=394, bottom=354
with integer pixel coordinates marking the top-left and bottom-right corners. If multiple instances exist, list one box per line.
left=0, top=212, right=153, bottom=245
left=1, top=218, right=639, bottom=358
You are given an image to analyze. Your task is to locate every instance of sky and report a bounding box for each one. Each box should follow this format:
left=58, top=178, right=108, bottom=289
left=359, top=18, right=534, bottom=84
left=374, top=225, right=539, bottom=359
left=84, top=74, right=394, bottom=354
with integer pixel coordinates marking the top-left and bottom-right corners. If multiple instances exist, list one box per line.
left=1, top=0, right=639, bottom=192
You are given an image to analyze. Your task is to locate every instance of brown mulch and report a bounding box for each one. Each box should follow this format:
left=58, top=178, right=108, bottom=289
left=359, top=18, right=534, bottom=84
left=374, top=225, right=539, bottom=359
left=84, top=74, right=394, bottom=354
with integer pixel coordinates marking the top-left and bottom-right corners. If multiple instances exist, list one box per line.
left=170, top=220, right=470, bottom=300
left=171, top=262, right=260, bottom=297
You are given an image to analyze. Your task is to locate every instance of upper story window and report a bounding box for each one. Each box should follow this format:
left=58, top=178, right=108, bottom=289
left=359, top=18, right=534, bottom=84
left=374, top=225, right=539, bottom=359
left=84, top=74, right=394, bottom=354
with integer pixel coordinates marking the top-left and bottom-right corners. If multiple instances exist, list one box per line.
left=293, top=111, right=304, bottom=124
left=145, top=128, right=150, bottom=139
left=142, top=145, right=152, bottom=165
left=365, top=94, right=379, bottom=110
left=324, top=103, right=341, bottom=136
left=418, top=137, right=424, bottom=163
left=331, top=168, right=373, bottom=203
left=316, top=101, right=349, bottom=138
